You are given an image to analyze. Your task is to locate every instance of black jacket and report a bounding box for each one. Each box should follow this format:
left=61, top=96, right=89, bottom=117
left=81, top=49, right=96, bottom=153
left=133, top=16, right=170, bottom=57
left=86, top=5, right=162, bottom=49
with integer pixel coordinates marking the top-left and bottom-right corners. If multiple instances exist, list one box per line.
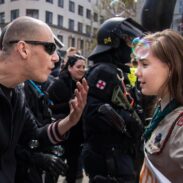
left=83, top=63, right=143, bottom=148
left=48, top=71, right=75, bottom=116
left=48, top=70, right=83, bottom=146
left=82, top=63, right=143, bottom=181
left=0, top=84, right=51, bottom=183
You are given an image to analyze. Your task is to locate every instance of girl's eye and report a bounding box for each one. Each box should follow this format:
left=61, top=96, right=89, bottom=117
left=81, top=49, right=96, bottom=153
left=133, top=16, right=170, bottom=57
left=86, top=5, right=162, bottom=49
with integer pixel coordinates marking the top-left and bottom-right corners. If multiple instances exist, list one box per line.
left=139, top=60, right=149, bottom=67
left=142, top=62, right=148, bottom=67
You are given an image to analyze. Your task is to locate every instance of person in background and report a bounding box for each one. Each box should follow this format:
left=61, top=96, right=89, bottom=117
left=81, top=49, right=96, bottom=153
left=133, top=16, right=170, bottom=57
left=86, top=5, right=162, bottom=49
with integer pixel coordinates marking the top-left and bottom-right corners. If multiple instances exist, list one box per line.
left=48, top=54, right=86, bottom=183
left=0, top=16, right=88, bottom=183
left=133, top=29, right=183, bottom=183
left=61, top=47, right=81, bottom=71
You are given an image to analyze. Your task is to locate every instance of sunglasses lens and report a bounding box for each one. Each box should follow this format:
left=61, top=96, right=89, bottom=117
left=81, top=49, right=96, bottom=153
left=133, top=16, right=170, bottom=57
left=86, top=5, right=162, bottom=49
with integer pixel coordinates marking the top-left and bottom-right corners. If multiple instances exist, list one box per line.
left=45, top=43, right=56, bottom=55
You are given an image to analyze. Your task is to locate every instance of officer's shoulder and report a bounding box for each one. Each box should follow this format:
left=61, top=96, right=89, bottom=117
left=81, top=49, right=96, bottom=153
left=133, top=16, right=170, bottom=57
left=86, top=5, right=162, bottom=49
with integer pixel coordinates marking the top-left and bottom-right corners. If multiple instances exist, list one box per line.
left=87, top=63, right=117, bottom=75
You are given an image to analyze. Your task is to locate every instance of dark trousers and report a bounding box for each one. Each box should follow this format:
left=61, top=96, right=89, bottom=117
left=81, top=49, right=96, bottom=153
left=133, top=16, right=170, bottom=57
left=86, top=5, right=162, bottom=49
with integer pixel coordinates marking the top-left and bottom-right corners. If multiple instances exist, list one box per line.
left=82, top=144, right=136, bottom=183
left=64, top=143, right=82, bottom=183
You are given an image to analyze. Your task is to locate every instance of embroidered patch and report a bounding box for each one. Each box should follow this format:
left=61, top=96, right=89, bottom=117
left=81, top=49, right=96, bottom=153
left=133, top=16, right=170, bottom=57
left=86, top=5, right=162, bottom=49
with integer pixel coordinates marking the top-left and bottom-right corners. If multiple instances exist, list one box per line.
left=154, top=133, right=162, bottom=144
left=177, top=116, right=183, bottom=126
left=96, top=80, right=106, bottom=90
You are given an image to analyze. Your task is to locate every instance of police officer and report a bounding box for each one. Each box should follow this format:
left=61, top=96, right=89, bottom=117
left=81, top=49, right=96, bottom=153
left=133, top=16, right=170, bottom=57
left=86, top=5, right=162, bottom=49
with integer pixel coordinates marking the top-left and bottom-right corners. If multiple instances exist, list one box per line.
left=82, top=17, right=145, bottom=183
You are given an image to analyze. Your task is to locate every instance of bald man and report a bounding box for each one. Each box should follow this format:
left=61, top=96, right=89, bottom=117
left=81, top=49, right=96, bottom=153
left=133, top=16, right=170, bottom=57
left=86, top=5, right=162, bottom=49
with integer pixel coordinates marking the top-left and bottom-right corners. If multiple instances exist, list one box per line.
left=0, top=16, right=88, bottom=183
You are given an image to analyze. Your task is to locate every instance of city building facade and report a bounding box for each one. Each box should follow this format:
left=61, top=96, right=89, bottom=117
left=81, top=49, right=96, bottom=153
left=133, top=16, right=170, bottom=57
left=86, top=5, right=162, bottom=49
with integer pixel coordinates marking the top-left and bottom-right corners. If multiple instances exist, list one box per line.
left=1, top=0, right=183, bottom=55
left=0, top=0, right=106, bottom=56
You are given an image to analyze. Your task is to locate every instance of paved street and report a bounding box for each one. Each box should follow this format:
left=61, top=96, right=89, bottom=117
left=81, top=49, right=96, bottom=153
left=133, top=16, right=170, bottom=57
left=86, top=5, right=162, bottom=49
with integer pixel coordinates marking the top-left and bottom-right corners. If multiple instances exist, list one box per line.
left=58, top=171, right=89, bottom=183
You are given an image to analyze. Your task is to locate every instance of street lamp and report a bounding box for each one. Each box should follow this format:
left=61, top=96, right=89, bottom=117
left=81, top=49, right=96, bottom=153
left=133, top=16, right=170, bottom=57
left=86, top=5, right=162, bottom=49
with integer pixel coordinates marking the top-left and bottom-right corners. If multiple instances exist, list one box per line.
left=108, top=0, right=137, bottom=18
left=109, top=0, right=126, bottom=17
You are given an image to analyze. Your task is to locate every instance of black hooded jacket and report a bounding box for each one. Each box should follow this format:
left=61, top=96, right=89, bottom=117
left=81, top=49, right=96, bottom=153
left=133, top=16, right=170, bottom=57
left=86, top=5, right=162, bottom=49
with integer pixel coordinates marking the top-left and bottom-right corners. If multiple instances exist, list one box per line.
left=0, top=84, right=51, bottom=183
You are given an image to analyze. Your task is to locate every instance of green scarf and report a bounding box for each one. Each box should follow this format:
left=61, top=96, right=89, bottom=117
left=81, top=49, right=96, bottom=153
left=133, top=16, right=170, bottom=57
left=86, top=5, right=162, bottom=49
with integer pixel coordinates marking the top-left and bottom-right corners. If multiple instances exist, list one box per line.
left=144, top=99, right=179, bottom=141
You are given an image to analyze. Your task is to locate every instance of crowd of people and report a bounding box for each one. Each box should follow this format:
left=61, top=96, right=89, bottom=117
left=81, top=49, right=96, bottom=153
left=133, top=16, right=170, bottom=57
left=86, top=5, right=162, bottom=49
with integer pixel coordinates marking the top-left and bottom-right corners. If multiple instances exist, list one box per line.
left=0, top=0, right=183, bottom=183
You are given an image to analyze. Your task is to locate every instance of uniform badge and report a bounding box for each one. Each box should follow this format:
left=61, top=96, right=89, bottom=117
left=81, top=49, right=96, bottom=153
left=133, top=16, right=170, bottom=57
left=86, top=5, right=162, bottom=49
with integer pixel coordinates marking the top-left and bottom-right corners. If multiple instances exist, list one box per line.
left=154, top=133, right=162, bottom=145
left=177, top=116, right=183, bottom=126
left=96, top=80, right=106, bottom=90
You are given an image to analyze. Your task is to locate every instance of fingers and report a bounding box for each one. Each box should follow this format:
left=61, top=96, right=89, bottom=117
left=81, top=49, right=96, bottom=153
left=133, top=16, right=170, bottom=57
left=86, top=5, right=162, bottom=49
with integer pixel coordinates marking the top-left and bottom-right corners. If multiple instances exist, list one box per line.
left=49, top=157, right=68, bottom=176
left=75, top=78, right=89, bottom=107
left=70, top=78, right=88, bottom=111
left=57, top=158, right=68, bottom=175
left=81, top=78, right=89, bottom=92
left=67, top=78, right=88, bottom=126
left=74, top=88, right=83, bottom=108
left=76, top=78, right=89, bottom=98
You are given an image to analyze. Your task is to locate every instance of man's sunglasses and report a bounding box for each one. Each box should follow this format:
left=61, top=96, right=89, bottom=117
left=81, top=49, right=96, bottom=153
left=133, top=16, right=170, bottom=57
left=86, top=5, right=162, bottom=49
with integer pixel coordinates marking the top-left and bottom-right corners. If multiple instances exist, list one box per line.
left=9, top=40, right=56, bottom=55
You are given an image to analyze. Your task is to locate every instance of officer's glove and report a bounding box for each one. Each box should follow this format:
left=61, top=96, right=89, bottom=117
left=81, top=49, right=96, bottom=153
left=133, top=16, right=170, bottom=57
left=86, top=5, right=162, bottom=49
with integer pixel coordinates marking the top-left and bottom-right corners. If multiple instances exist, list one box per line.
left=31, top=152, right=68, bottom=176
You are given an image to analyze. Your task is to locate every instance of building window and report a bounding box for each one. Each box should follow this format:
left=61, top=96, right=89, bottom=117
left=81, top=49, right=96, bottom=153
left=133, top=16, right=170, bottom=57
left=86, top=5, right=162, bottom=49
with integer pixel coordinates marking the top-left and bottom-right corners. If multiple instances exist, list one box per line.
left=58, top=15, right=63, bottom=27
left=26, top=9, right=39, bottom=19
left=0, top=0, right=4, bottom=4
left=100, top=16, right=104, bottom=24
left=58, top=0, right=64, bottom=8
left=93, top=12, right=98, bottom=22
left=45, top=11, right=53, bottom=25
left=80, top=39, right=84, bottom=49
left=93, top=27, right=98, bottom=36
left=69, top=1, right=75, bottom=13
left=46, top=0, right=53, bottom=3
left=86, top=9, right=91, bottom=19
left=78, top=5, right=83, bottom=16
left=11, top=9, right=19, bottom=21
left=0, top=12, right=5, bottom=23
left=86, top=25, right=91, bottom=36
left=68, top=19, right=74, bottom=31
left=68, top=36, right=75, bottom=47
left=78, top=22, right=83, bottom=33
left=71, top=37, right=75, bottom=47
left=57, top=35, right=63, bottom=43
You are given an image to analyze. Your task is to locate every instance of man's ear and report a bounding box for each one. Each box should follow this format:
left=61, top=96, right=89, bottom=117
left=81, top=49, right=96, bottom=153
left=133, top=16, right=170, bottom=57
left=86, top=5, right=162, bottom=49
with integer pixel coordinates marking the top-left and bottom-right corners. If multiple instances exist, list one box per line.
left=16, top=41, right=29, bottom=59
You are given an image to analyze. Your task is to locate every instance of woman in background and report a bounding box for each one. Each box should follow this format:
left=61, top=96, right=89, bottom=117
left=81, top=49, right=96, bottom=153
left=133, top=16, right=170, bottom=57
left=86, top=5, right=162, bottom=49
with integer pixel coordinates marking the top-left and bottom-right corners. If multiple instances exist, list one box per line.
left=48, top=54, right=86, bottom=183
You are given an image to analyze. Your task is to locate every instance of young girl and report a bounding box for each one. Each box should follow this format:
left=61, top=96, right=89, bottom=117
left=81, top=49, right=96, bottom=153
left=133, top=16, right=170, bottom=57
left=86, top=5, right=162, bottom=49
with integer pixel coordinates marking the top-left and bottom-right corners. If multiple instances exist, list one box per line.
left=133, top=29, right=183, bottom=183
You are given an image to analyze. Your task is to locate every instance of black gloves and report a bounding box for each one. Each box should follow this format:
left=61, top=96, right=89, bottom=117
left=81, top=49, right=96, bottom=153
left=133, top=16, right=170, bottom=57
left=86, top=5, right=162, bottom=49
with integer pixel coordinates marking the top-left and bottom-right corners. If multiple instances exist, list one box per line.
left=31, top=152, right=68, bottom=176
left=91, top=175, right=118, bottom=183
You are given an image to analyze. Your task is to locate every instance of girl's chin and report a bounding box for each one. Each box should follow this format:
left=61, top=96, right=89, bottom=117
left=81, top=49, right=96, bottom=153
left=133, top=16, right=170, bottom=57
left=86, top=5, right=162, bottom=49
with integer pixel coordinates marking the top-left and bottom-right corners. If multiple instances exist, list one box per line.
left=141, top=88, right=148, bottom=95
left=142, top=90, right=155, bottom=96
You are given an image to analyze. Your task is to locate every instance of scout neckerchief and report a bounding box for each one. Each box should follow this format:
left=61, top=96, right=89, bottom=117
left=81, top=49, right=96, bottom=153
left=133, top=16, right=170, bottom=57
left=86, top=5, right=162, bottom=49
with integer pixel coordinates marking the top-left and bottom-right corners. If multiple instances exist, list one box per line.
left=28, top=80, right=53, bottom=105
left=143, top=99, right=179, bottom=141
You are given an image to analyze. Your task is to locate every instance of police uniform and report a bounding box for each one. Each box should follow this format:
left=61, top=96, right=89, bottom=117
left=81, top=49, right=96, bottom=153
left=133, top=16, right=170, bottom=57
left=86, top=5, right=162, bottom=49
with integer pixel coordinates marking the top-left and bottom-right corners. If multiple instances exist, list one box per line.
left=82, top=17, right=146, bottom=182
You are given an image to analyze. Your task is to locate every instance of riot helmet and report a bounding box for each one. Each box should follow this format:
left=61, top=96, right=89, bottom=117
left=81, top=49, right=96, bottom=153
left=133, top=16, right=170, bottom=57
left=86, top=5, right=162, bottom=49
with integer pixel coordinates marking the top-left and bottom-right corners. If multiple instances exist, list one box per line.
left=88, top=17, right=146, bottom=62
